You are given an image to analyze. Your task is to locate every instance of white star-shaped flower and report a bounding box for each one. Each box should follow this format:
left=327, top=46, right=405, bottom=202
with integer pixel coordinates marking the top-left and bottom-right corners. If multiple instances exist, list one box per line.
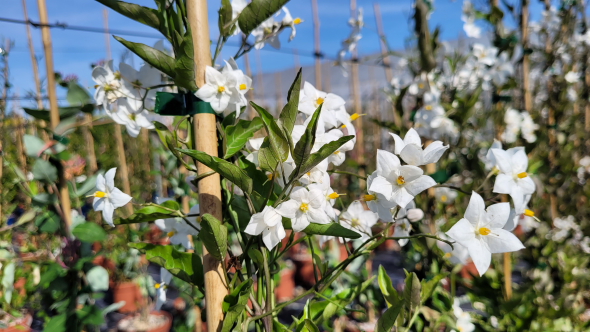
left=245, top=206, right=287, bottom=250
left=490, top=148, right=536, bottom=213
left=298, top=82, right=346, bottom=116
left=446, top=192, right=525, bottom=276
left=155, top=268, right=173, bottom=311
left=155, top=205, right=200, bottom=250
left=91, top=168, right=132, bottom=227
left=108, top=97, right=155, bottom=138
left=194, top=66, right=239, bottom=113
left=275, top=186, right=330, bottom=232
left=391, top=128, right=449, bottom=166
left=339, top=201, right=378, bottom=242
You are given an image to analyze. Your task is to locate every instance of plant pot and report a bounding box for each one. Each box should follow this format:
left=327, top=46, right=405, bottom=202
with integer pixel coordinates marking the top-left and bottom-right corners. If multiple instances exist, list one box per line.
left=117, top=311, right=172, bottom=332
left=113, top=282, right=143, bottom=313
left=0, top=314, right=32, bottom=332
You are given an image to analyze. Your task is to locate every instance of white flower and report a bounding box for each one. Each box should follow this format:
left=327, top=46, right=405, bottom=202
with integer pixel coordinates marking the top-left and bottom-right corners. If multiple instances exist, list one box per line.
left=155, top=205, right=200, bottom=250
left=108, top=98, right=155, bottom=137
left=520, top=112, right=539, bottom=143
left=504, top=195, right=537, bottom=232
left=91, top=168, right=132, bottom=227
left=155, top=268, right=172, bottom=311
left=396, top=201, right=424, bottom=222
left=339, top=201, right=378, bottom=242
left=252, top=16, right=281, bottom=49
left=308, top=184, right=340, bottom=221
left=435, top=187, right=458, bottom=204
left=437, top=232, right=470, bottom=265
left=299, top=82, right=346, bottom=116
left=194, top=66, right=239, bottom=113
left=391, top=128, right=449, bottom=166
left=365, top=172, right=397, bottom=222
left=490, top=148, right=536, bottom=213
left=452, top=299, right=475, bottom=332
left=472, top=44, right=498, bottom=66
left=223, top=59, right=252, bottom=117
left=482, top=139, right=503, bottom=170
left=92, top=60, right=126, bottom=108
left=565, top=71, right=580, bottom=83
left=230, top=0, right=248, bottom=35
left=281, top=7, right=302, bottom=40
left=463, top=21, right=481, bottom=38
left=275, top=186, right=331, bottom=232
left=119, top=62, right=162, bottom=109
left=446, top=192, right=525, bottom=276
left=245, top=206, right=287, bottom=250
left=298, top=159, right=330, bottom=187
left=368, top=150, right=437, bottom=208
left=394, top=218, right=412, bottom=246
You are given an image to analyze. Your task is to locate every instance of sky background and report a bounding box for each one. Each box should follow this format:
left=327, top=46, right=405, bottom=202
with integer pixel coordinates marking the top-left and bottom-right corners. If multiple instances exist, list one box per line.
left=1, top=0, right=547, bottom=111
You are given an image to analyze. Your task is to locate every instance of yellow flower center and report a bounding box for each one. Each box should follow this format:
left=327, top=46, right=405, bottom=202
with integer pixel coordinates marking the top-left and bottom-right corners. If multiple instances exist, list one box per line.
left=299, top=203, right=309, bottom=212
left=94, top=84, right=100, bottom=88
left=328, top=192, right=340, bottom=199
left=341, top=124, right=347, bottom=129
left=443, top=252, right=452, bottom=259
left=293, top=18, right=303, bottom=25
left=333, top=151, right=340, bottom=155
left=351, top=218, right=360, bottom=227
left=114, top=71, right=121, bottom=80
left=267, top=173, right=274, bottom=180
left=218, top=86, right=226, bottom=93
left=350, top=113, right=363, bottom=121
left=364, top=194, right=376, bottom=202
left=128, top=113, right=136, bottom=121
left=239, top=83, right=247, bottom=90
left=524, top=209, right=535, bottom=217
left=167, top=231, right=176, bottom=237
left=418, top=83, right=424, bottom=89
left=478, top=227, right=492, bottom=236
left=424, top=105, right=433, bottom=111
left=155, top=283, right=161, bottom=289
left=316, top=97, right=324, bottom=105
left=517, top=172, right=528, bottom=178
left=441, top=195, right=448, bottom=202
left=397, top=176, right=406, bottom=185
left=94, top=191, right=107, bottom=198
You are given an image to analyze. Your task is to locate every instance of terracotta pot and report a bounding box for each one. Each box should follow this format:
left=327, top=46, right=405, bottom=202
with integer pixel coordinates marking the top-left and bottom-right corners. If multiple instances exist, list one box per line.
left=0, top=314, right=32, bottom=332
left=275, top=263, right=295, bottom=302
left=117, top=311, right=172, bottom=332
left=113, top=282, right=143, bottom=313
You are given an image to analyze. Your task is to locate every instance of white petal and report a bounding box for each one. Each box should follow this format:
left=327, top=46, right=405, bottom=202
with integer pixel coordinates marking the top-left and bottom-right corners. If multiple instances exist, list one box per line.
left=511, top=149, right=528, bottom=173
left=244, top=214, right=266, bottom=236
left=276, top=200, right=299, bottom=219
left=485, top=202, right=510, bottom=229
left=102, top=201, right=115, bottom=227
left=307, top=189, right=326, bottom=209
left=404, top=175, right=436, bottom=196
left=390, top=132, right=406, bottom=155
left=93, top=197, right=106, bottom=212
left=376, top=150, right=401, bottom=176
left=404, top=128, right=422, bottom=146
left=109, top=187, right=132, bottom=208
left=368, top=175, right=394, bottom=200
left=484, top=229, right=525, bottom=253
left=398, top=165, right=424, bottom=183
left=195, top=84, right=218, bottom=101
left=446, top=218, right=476, bottom=247
left=493, top=173, right=515, bottom=195
left=391, top=188, right=415, bottom=208
left=105, top=168, right=117, bottom=191
left=467, top=239, right=492, bottom=276
left=517, top=176, right=535, bottom=195
left=291, top=214, right=310, bottom=232
left=464, top=192, right=486, bottom=225
left=262, top=226, right=282, bottom=250
left=95, top=173, right=106, bottom=192
left=308, top=208, right=331, bottom=224
left=289, top=186, right=308, bottom=203
left=491, top=149, right=513, bottom=174
left=399, top=144, right=424, bottom=166
left=422, top=141, right=448, bottom=164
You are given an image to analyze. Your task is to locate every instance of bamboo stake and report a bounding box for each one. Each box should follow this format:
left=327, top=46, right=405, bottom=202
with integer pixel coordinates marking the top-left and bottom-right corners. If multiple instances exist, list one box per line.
left=38, top=0, right=72, bottom=226
left=374, top=2, right=401, bottom=128
left=187, top=1, right=226, bottom=330
left=103, top=9, right=133, bottom=215
left=311, top=0, right=322, bottom=90
left=521, top=0, right=532, bottom=112
left=83, top=113, right=98, bottom=174
left=22, top=0, right=47, bottom=139
left=0, top=39, right=9, bottom=223
left=350, top=0, right=366, bottom=190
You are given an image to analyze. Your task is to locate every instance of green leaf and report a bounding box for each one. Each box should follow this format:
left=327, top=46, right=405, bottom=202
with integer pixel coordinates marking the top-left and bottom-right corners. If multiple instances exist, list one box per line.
left=237, top=0, right=291, bottom=36
left=199, top=214, right=228, bottom=261
left=76, top=305, right=105, bottom=326
left=95, top=0, right=168, bottom=38
left=294, top=135, right=355, bottom=180
left=420, top=273, right=447, bottom=304
left=113, top=36, right=176, bottom=78
left=303, top=319, right=320, bottom=332
left=282, top=219, right=361, bottom=239
left=378, top=265, right=401, bottom=308
left=278, top=68, right=302, bottom=135
left=174, top=30, right=198, bottom=91
left=44, top=313, right=67, bottom=332
left=75, top=175, right=98, bottom=197
left=403, top=272, right=421, bottom=312
left=66, top=81, right=92, bottom=106
left=129, top=243, right=204, bottom=287
left=223, top=118, right=264, bottom=159
left=218, top=0, right=235, bottom=37
left=229, top=195, right=251, bottom=232
left=72, top=222, right=107, bottom=243
left=251, top=102, right=289, bottom=162
left=247, top=248, right=264, bottom=265
left=24, top=134, right=46, bottom=157
left=115, top=200, right=181, bottom=225
left=23, top=106, right=81, bottom=121
left=257, top=137, right=280, bottom=173
left=86, top=266, right=109, bottom=292
left=32, top=159, right=57, bottom=182
left=221, top=279, right=252, bottom=332
left=292, top=104, right=321, bottom=172
left=177, top=148, right=253, bottom=195
left=376, top=302, right=403, bottom=332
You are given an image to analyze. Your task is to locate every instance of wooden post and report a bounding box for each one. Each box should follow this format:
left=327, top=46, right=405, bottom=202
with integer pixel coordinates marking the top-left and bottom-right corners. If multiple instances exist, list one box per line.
left=0, top=39, right=9, bottom=223
left=374, top=2, right=401, bottom=128
left=311, top=0, right=322, bottom=90
left=103, top=9, right=133, bottom=215
left=186, top=1, right=226, bottom=330
left=38, top=0, right=72, bottom=226
left=350, top=0, right=366, bottom=190
left=521, top=0, right=532, bottom=112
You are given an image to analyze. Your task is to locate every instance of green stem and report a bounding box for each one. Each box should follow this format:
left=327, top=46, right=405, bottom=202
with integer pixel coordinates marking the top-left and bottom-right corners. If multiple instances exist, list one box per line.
left=327, top=170, right=367, bottom=180
left=261, top=248, right=273, bottom=332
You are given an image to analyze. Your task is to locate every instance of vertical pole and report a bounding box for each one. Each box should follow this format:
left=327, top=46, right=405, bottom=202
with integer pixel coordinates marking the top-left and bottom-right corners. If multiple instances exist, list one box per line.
left=103, top=9, right=133, bottom=215
left=186, top=1, right=226, bottom=330
left=311, top=0, right=322, bottom=90
left=349, top=0, right=366, bottom=190
left=0, top=39, right=9, bottom=223
left=22, top=0, right=48, bottom=139
left=521, top=0, right=532, bottom=112
left=38, top=0, right=72, bottom=226
left=374, top=2, right=401, bottom=128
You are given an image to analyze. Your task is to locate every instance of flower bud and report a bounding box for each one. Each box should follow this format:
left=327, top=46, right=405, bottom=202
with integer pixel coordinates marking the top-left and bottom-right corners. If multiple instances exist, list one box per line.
left=407, top=208, right=424, bottom=222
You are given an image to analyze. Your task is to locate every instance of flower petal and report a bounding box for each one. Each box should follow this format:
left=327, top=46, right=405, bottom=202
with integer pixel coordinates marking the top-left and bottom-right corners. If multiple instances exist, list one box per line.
left=403, top=128, right=422, bottom=146
left=491, top=149, right=513, bottom=174
left=109, top=187, right=132, bottom=208
left=399, top=144, right=423, bottom=166
left=446, top=218, right=476, bottom=247
left=493, top=173, right=515, bottom=195
left=376, top=150, right=401, bottom=176
left=390, top=132, right=406, bottom=155
left=398, top=165, right=424, bottom=183
left=422, top=141, right=448, bottom=164
left=105, top=168, right=117, bottom=191
left=276, top=200, right=299, bottom=219
left=391, top=188, right=415, bottom=208
left=468, top=239, right=492, bottom=276
left=485, top=202, right=510, bottom=229
left=404, top=175, right=436, bottom=196
left=368, top=175, right=394, bottom=200
left=485, top=229, right=525, bottom=253
left=465, top=192, right=485, bottom=226
left=102, top=201, right=115, bottom=227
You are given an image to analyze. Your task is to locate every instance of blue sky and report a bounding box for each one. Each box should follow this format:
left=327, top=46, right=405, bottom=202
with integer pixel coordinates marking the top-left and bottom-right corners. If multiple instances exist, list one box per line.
left=1, top=0, right=546, bottom=110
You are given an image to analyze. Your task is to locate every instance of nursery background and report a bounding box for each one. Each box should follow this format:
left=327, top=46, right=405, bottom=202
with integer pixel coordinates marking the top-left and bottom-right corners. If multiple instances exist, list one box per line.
left=1, top=0, right=590, bottom=331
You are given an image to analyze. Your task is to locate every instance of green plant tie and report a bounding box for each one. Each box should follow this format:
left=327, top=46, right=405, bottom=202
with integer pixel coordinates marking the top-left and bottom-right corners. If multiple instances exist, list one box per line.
left=154, top=91, right=216, bottom=116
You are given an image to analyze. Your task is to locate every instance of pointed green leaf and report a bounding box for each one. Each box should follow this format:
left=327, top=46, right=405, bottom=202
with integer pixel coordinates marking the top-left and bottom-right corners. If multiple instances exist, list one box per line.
left=292, top=104, right=321, bottom=169
left=96, top=0, right=169, bottom=38
left=177, top=148, right=253, bottom=195
left=129, top=243, right=204, bottom=287
left=282, top=219, right=361, bottom=239
left=257, top=137, right=280, bottom=173
left=72, top=222, right=107, bottom=243
left=403, top=272, right=421, bottom=312
left=376, top=302, right=403, bottom=332
left=113, top=36, right=176, bottom=79
left=295, top=135, right=355, bottom=180
left=218, top=0, right=235, bottom=37
left=278, top=68, right=302, bottom=135
left=223, top=117, right=264, bottom=159
left=199, top=214, right=228, bottom=261
left=174, top=30, right=198, bottom=91
left=237, top=0, right=291, bottom=36
left=251, top=102, right=289, bottom=162
left=420, top=273, right=447, bottom=304
left=32, top=159, right=58, bottom=182
left=221, top=279, right=252, bottom=332
left=66, top=81, right=92, bottom=106
left=115, top=200, right=181, bottom=225
left=23, top=106, right=81, bottom=121
left=378, top=265, right=401, bottom=308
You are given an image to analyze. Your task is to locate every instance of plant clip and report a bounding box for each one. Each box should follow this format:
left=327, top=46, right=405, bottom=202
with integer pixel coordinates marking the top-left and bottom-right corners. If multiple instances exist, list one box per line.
left=154, top=91, right=216, bottom=116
